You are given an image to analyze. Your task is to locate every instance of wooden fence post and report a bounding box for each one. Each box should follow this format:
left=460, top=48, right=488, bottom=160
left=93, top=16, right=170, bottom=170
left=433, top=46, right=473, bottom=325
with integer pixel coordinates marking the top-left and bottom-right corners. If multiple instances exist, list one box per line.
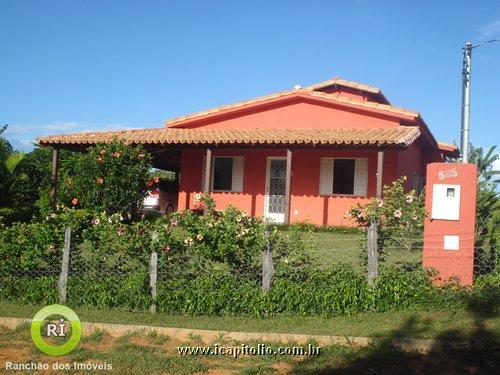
left=367, top=221, right=379, bottom=286
left=58, top=227, right=71, bottom=303
left=150, top=251, right=158, bottom=313
left=262, top=227, right=275, bottom=291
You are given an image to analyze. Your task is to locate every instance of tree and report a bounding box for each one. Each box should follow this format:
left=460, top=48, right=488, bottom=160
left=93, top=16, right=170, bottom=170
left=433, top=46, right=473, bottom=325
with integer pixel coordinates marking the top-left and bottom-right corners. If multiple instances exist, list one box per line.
left=63, top=140, right=152, bottom=216
left=467, top=145, right=499, bottom=272
left=0, top=126, right=26, bottom=207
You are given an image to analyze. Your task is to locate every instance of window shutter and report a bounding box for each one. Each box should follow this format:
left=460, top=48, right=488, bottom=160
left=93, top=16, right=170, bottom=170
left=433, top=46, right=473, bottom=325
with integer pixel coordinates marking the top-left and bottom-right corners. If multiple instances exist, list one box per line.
left=353, top=158, right=368, bottom=196
left=319, top=158, right=334, bottom=195
left=201, top=156, right=206, bottom=191
left=231, top=156, right=244, bottom=192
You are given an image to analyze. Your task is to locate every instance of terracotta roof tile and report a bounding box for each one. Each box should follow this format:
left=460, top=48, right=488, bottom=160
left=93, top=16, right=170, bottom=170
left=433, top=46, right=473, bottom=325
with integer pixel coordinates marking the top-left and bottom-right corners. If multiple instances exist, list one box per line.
left=37, top=127, right=421, bottom=149
left=305, top=77, right=381, bottom=93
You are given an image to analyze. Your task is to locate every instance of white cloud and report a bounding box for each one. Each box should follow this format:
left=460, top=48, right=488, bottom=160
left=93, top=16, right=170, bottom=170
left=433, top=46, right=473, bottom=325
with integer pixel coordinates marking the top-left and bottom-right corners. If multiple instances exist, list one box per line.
left=479, top=19, right=500, bottom=38
left=493, top=158, right=500, bottom=172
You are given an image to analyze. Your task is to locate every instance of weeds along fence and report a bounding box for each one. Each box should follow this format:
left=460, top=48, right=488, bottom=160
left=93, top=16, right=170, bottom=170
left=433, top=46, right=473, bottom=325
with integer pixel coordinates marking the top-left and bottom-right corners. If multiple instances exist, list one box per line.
left=0, top=225, right=498, bottom=317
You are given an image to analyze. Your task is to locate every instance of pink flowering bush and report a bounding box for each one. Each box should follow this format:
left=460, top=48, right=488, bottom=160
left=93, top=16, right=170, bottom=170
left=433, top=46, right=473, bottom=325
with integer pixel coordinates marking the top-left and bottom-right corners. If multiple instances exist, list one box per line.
left=171, top=204, right=265, bottom=274
left=348, top=176, right=426, bottom=254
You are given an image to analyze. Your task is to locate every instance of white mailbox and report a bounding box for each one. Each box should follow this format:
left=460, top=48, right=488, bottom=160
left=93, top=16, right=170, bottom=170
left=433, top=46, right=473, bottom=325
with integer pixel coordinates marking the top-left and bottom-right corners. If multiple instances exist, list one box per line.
left=431, top=184, right=461, bottom=221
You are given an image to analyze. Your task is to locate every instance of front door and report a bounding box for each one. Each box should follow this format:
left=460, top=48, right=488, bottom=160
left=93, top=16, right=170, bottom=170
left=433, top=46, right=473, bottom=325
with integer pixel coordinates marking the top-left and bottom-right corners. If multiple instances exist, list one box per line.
left=265, top=158, right=287, bottom=223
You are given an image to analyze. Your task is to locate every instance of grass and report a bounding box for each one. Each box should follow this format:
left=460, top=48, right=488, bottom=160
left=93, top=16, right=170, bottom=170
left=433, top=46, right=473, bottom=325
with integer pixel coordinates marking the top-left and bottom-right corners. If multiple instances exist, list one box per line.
left=0, top=319, right=497, bottom=374
left=291, top=231, right=422, bottom=271
left=1, top=301, right=498, bottom=340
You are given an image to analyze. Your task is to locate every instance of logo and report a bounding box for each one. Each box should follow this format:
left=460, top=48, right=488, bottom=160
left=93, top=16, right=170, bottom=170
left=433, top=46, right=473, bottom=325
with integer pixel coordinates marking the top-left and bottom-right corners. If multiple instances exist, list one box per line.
left=30, top=304, right=82, bottom=356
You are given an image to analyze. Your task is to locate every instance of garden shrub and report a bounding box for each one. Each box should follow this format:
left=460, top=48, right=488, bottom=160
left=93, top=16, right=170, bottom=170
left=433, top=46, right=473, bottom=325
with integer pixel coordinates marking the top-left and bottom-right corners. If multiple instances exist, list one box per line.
left=62, top=140, right=152, bottom=215
left=170, top=197, right=265, bottom=275
left=0, top=203, right=498, bottom=317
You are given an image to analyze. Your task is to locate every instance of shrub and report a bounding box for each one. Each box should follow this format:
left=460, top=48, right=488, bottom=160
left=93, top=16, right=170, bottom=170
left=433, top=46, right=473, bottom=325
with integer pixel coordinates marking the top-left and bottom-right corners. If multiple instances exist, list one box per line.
left=171, top=200, right=265, bottom=274
left=348, top=177, right=425, bottom=262
left=62, top=140, right=152, bottom=215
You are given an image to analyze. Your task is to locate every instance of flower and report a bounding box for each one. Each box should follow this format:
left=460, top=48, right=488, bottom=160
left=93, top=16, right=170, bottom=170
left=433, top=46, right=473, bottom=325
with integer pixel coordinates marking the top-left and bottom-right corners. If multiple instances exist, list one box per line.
left=112, top=151, right=121, bottom=158
left=50, top=213, right=57, bottom=219
left=138, top=153, right=145, bottom=159
left=96, top=177, right=104, bottom=185
left=146, top=180, right=154, bottom=187
left=163, top=245, right=171, bottom=253
left=71, top=198, right=79, bottom=206
left=394, top=209, right=403, bottom=218
left=97, top=156, right=104, bottom=164
left=196, top=234, right=204, bottom=241
left=195, top=193, right=202, bottom=201
left=92, top=218, right=100, bottom=225
left=236, top=216, right=242, bottom=223
left=170, top=219, right=178, bottom=227
left=405, top=195, right=414, bottom=203
left=377, top=199, right=384, bottom=208
left=99, top=149, right=107, bottom=155
left=412, top=214, right=418, bottom=221
left=184, top=237, right=194, bottom=246
left=207, top=222, right=214, bottom=228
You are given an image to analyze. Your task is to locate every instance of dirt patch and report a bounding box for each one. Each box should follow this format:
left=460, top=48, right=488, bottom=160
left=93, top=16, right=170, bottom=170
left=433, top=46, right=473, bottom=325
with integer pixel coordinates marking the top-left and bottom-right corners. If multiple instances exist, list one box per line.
left=0, top=345, right=30, bottom=363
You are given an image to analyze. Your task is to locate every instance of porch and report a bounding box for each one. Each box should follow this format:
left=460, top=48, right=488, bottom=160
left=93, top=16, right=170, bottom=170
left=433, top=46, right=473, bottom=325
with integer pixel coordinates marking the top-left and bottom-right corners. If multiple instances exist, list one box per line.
left=37, top=126, right=422, bottom=225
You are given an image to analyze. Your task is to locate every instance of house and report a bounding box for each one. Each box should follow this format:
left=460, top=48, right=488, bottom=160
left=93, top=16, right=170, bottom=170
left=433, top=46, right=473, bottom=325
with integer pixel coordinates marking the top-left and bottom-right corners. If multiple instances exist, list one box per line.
left=38, top=77, right=458, bottom=226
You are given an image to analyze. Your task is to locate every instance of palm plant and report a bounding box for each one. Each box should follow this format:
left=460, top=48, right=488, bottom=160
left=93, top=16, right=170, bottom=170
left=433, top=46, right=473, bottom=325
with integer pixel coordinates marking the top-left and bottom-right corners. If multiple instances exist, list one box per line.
left=468, top=145, right=499, bottom=274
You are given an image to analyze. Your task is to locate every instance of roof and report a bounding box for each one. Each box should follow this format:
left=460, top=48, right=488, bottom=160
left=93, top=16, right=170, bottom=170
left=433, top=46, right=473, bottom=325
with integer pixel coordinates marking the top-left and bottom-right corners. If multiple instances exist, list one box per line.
left=305, top=77, right=381, bottom=94
left=438, top=142, right=460, bottom=158
left=164, top=89, right=418, bottom=128
left=37, top=126, right=421, bottom=149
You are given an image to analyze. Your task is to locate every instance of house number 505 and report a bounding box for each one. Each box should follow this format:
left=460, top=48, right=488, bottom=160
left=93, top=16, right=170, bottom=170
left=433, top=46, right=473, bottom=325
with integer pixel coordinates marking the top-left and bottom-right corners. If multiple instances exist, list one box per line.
left=438, top=168, right=458, bottom=180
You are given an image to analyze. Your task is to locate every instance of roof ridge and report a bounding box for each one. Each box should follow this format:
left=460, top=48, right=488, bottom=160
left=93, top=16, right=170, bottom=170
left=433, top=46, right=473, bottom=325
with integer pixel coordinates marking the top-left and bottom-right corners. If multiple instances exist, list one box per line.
left=305, top=77, right=381, bottom=93
left=164, top=88, right=418, bottom=127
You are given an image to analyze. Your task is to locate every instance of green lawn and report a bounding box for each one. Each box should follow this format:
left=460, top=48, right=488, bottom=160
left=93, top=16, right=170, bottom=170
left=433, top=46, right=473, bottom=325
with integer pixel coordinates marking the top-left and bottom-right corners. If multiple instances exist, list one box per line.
left=1, top=302, right=498, bottom=340
left=296, top=231, right=422, bottom=271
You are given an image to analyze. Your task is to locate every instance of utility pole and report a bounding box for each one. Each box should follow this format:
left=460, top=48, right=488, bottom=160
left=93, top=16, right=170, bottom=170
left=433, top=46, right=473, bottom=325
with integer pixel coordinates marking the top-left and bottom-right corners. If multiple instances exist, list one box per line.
left=460, top=39, right=499, bottom=163
left=460, top=42, right=472, bottom=163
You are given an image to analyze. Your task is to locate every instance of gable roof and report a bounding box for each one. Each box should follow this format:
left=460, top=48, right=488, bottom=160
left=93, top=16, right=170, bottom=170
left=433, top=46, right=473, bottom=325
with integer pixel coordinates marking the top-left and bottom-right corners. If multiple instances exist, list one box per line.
left=164, top=88, right=419, bottom=128
left=37, top=126, right=421, bottom=150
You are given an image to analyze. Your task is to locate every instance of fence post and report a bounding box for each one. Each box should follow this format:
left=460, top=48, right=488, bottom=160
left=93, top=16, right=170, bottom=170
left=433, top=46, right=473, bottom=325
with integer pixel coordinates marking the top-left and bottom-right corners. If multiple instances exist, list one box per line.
left=262, top=227, right=275, bottom=291
left=150, top=251, right=158, bottom=313
left=367, top=221, right=379, bottom=286
left=58, top=227, right=71, bottom=304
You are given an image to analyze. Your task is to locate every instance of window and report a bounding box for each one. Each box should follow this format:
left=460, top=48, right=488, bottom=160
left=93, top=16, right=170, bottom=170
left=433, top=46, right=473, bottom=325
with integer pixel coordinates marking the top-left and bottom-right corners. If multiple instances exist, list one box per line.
left=319, top=157, right=368, bottom=197
left=332, top=159, right=355, bottom=194
left=201, top=156, right=244, bottom=192
left=213, top=157, right=233, bottom=191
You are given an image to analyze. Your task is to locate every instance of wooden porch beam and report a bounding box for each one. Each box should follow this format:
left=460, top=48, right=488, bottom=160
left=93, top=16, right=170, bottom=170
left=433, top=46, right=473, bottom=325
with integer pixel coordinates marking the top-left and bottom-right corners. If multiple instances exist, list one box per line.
left=204, top=148, right=212, bottom=194
left=376, top=150, right=384, bottom=199
left=284, top=149, right=292, bottom=224
left=50, top=148, right=59, bottom=212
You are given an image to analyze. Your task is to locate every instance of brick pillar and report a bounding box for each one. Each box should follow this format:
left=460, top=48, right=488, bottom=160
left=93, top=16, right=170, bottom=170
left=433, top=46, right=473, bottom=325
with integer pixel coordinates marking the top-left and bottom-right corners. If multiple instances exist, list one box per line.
left=422, top=163, right=477, bottom=285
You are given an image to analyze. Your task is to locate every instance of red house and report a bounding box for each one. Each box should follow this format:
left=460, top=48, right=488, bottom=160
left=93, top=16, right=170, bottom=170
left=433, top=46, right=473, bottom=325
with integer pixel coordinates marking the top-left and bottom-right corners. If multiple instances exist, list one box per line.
left=38, top=77, right=458, bottom=226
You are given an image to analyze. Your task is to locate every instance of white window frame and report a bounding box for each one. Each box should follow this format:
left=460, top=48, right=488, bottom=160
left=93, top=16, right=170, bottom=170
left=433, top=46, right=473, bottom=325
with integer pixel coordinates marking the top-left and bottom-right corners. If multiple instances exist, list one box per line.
left=208, top=156, right=244, bottom=193
left=319, top=157, right=368, bottom=197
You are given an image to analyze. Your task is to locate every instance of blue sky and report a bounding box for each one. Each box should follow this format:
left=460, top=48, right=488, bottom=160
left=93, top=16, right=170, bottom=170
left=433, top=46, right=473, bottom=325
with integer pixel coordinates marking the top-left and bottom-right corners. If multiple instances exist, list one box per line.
left=1, top=0, right=499, bottom=160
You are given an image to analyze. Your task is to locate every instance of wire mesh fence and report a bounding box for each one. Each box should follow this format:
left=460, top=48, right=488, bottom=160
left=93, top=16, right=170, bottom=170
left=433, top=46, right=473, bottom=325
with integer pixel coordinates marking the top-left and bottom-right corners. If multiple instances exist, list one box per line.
left=0, top=225, right=497, bottom=315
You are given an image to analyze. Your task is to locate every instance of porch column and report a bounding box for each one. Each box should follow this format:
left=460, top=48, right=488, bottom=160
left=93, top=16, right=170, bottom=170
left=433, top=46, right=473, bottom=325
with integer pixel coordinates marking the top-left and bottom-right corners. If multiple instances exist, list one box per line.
left=50, top=148, right=59, bottom=212
left=204, top=148, right=212, bottom=194
left=284, top=149, right=292, bottom=224
left=376, top=150, right=384, bottom=198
